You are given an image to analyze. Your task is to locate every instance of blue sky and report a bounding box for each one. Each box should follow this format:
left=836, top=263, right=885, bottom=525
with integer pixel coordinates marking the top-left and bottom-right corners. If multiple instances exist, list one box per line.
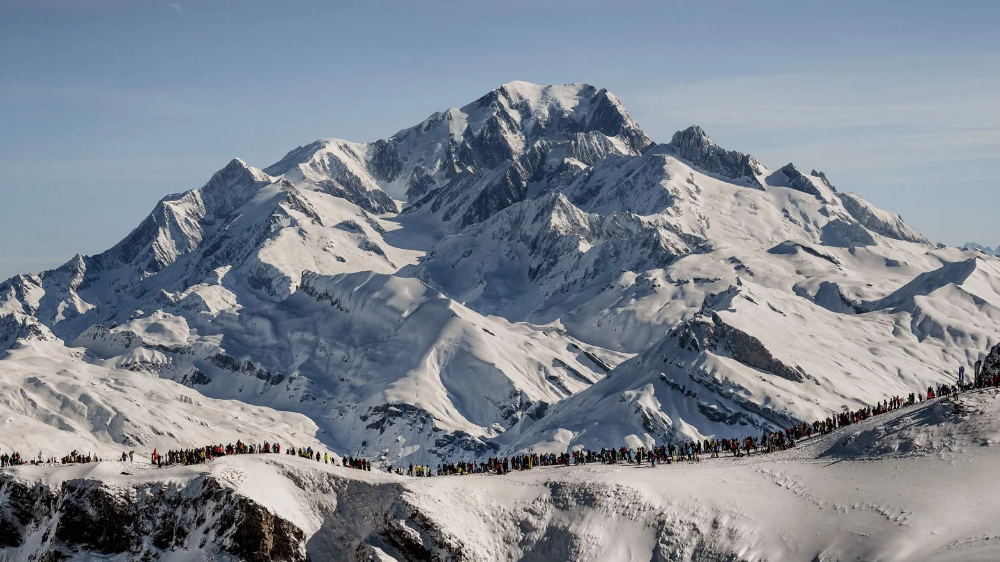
left=1, top=0, right=998, bottom=279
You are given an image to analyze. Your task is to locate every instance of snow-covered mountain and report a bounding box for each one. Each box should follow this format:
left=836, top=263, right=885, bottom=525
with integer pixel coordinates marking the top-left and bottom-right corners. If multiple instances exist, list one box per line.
left=2, top=80, right=999, bottom=470
left=963, top=242, right=1000, bottom=256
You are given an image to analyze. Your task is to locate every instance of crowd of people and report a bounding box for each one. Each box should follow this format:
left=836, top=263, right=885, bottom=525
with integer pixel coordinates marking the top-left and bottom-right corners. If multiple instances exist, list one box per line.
left=1, top=374, right=994, bottom=477
left=1, top=451, right=24, bottom=467
left=400, top=381, right=978, bottom=476
left=343, top=456, right=372, bottom=471
left=147, top=441, right=340, bottom=467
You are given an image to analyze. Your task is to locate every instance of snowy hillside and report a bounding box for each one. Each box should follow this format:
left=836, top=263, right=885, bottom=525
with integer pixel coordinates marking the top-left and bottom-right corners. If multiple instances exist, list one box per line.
left=6, top=389, right=1000, bottom=561
left=2, top=80, right=1000, bottom=472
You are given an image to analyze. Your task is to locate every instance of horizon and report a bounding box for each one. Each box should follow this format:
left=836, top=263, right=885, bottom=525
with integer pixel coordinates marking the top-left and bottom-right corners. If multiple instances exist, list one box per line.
left=1, top=0, right=998, bottom=279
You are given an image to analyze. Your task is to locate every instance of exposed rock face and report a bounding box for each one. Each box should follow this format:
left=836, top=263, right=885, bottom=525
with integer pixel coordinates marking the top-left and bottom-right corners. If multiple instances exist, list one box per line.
left=0, top=472, right=305, bottom=561
left=0, top=314, right=56, bottom=357
left=768, top=240, right=842, bottom=266
left=980, top=343, right=1000, bottom=380
left=810, top=169, right=837, bottom=191
left=676, top=312, right=807, bottom=383
left=305, top=472, right=751, bottom=562
left=314, top=176, right=397, bottom=215
left=777, top=163, right=824, bottom=199
left=367, top=138, right=403, bottom=183
left=668, top=126, right=764, bottom=189
left=586, top=89, right=652, bottom=155
left=72, top=324, right=145, bottom=357
left=307, top=478, right=469, bottom=562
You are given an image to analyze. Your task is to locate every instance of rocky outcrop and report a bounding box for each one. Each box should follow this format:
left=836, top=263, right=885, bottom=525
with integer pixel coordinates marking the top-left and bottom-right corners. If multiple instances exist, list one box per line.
left=810, top=169, right=836, bottom=191
left=585, top=88, right=652, bottom=154
left=264, top=141, right=397, bottom=214
left=0, top=472, right=305, bottom=561
left=774, top=163, right=825, bottom=199
left=367, top=138, right=403, bottom=183
left=0, top=313, right=56, bottom=357
left=981, top=343, right=1000, bottom=381
left=208, top=352, right=285, bottom=386
left=71, top=324, right=145, bottom=357
left=768, top=240, right=842, bottom=266
left=668, top=126, right=764, bottom=189
left=676, top=313, right=807, bottom=383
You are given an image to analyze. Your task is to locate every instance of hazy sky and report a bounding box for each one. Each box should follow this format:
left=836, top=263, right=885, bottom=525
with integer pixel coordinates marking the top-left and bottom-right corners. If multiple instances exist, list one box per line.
left=1, top=0, right=998, bottom=279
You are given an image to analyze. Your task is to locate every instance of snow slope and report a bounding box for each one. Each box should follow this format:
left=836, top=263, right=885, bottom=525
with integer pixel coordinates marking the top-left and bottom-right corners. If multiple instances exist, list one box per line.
left=0, top=338, right=326, bottom=463
left=6, top=390, right=1000, bottom=561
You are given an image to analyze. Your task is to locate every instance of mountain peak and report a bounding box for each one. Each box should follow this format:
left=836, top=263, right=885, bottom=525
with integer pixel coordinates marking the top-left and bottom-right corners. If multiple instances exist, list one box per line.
left=217, top=157, right=271, bottom=183
left=963, top=242, right=999, bottom=256
left=668, top=126, right=763, bottom=189
left=489, top=81, right=596, bottom=110
left=200, top=158, right=274, bottom=217
left=671, top=125, right=715, bottom=149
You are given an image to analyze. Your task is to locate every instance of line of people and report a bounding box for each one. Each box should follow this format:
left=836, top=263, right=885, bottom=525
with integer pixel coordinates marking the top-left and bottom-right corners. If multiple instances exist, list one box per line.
left=1, top=450, right=98, bottom=467
left=3, top=375, right=991, bottom=476
left=151, top=441, right=334, bottom=467
left=401, top=383, right=976, bottom=477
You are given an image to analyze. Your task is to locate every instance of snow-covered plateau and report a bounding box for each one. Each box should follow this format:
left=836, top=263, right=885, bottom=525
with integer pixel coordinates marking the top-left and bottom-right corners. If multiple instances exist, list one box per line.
left=2, top=81, right=1000, bottom=560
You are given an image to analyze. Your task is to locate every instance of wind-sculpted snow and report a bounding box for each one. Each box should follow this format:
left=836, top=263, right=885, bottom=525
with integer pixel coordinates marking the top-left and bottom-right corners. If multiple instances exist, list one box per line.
left=4, top=80, right=1000, bottom=481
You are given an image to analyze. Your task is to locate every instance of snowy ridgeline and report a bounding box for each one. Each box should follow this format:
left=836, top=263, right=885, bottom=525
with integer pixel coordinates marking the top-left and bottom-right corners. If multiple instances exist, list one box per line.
left=2, top=80, right=1000, bottom=473
left=4, top=389, right=1000, bottom=561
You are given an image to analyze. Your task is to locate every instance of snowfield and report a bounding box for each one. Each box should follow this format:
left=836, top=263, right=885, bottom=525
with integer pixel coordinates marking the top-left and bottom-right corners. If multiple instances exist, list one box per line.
left=2, top=80, right=1000, bottom=559
left=4, top=390, right=1000, bottom=561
